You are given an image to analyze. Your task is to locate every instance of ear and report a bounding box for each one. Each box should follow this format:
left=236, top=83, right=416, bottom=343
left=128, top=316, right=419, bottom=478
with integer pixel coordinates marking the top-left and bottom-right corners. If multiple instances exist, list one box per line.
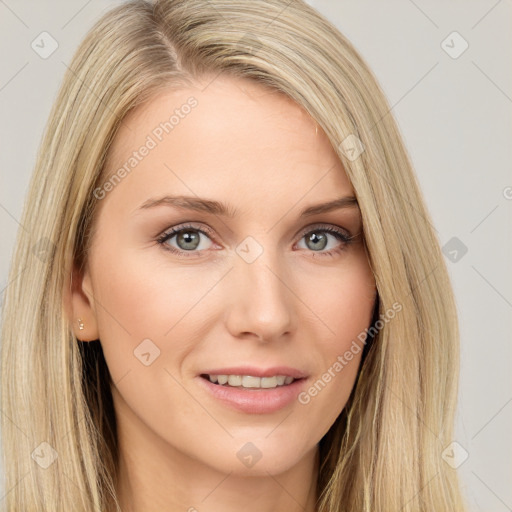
left=63, top=262, right=100, bottom=342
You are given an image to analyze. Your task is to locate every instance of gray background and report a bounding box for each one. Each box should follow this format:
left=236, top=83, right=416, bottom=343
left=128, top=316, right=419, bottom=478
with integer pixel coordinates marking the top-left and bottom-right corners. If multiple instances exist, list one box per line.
left=0, top=1, right=511, bottom=510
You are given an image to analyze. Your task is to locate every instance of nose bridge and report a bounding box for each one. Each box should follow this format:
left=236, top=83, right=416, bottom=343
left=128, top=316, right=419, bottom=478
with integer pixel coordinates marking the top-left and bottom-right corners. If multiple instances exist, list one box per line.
left=226, top=239, right=296, bottom=340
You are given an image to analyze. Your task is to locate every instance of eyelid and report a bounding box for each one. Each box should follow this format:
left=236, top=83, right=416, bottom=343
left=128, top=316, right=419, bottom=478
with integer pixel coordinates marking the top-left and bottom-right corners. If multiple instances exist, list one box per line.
left=156, top=223, right=217, bottom=246
left=295, top=222, right=352, bottom=241
left=156, top=221, right=357, bottom=257
left=157, top=222, right=352, bottom=242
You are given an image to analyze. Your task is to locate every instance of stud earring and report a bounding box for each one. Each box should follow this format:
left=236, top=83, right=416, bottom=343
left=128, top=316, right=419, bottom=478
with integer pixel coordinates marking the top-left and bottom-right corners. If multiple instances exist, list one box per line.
left=77, top=318, right=84, bottom=331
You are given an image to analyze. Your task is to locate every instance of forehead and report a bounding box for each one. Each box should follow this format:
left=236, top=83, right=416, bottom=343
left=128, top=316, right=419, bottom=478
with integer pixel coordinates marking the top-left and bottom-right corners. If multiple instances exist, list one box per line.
left=108, top=75, right=324, bottom=162
left=100, top=75, right=353, bottom=218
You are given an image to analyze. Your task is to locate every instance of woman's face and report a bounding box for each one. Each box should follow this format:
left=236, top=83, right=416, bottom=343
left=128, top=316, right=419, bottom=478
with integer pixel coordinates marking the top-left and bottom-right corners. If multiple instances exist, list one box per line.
left=72, top=75, right=376, bottom=477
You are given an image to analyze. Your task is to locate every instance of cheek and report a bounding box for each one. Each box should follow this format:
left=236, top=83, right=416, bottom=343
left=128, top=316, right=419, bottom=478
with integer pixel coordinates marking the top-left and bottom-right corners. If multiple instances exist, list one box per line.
left=88, top=248, right=221, bottom=381
left=301, top=248, right=375, bottom=346
left=293, top=254, right=375, bottom=433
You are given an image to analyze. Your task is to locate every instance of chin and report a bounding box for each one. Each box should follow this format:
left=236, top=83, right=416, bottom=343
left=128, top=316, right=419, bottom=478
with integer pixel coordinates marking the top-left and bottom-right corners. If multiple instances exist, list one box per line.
left=200, top=436, right=315, bottom=477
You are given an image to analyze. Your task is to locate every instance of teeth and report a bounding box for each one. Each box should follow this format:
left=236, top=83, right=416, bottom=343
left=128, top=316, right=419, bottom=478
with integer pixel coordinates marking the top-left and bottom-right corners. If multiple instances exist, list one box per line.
left=207, top=374, right=297, bottom=389
left=242, top=375, right=261, bottom=388
left=260, top=376, right=277, bottom=388
left=228, top=375, right=242, bottom=386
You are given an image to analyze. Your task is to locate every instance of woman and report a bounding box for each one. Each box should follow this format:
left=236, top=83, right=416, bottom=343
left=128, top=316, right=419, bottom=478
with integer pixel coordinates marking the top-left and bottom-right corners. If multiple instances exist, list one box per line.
left=0, top=0, right=468, bottom=510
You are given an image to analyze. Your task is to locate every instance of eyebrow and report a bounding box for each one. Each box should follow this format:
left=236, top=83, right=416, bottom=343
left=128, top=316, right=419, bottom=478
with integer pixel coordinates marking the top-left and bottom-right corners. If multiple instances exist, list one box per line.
left=135, top=194, right=359, bottom=217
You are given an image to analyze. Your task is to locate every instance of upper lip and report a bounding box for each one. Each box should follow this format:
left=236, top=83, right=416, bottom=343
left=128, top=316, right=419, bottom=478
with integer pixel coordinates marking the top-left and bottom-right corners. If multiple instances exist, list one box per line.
left=199, top=366, right=308, bottom=379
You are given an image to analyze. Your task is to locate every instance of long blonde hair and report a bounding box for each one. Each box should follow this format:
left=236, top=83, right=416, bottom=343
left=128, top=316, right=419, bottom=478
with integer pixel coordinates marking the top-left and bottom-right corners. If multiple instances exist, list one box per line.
left=0, top=0, right=468, bottom=510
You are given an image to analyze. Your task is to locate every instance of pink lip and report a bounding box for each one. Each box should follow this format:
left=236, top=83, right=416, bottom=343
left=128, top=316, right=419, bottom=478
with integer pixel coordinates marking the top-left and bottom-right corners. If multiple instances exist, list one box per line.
left=199, top=366, right=308, bottom=379
left=196, top=375, right=308, bottom=414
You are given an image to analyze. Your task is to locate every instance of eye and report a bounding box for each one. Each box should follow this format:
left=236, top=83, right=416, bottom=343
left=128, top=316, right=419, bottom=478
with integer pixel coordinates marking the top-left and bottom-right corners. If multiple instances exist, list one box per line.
left=295, top=224, right=353, bottom=258
left=157, top=223, right=216, bottom=257
left=156, top=222, right=355, bottom=259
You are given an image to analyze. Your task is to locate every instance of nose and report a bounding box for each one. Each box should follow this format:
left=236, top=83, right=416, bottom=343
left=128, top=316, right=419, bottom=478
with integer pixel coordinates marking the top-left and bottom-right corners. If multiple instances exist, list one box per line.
left=224, top=248, right=297, bottom=343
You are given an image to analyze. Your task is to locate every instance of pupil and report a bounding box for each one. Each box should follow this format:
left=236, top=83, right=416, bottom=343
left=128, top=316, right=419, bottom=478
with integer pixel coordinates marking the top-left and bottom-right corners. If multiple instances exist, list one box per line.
left=306, top=232, right=327, bottom=251
left=177, top=230, right=200, bottom=250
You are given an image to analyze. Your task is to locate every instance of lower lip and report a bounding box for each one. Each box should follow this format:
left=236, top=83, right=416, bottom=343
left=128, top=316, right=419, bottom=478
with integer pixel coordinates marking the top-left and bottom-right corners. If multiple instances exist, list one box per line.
left=196, top=376, right=308, bottom=414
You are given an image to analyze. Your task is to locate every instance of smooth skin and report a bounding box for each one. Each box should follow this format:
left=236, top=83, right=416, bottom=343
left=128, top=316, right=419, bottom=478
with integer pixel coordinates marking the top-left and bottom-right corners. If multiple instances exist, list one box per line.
left=68, top=74, right=377, bottom=512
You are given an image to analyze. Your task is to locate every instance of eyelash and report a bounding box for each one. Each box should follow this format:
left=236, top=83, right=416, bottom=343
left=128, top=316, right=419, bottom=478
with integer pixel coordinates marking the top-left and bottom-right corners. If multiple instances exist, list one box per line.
left=156, top=222, right=355, bottom=259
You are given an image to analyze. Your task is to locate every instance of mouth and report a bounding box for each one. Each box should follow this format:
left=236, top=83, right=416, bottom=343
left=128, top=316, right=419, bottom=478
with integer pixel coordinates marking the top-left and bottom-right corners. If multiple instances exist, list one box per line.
left=200, top=373, right=303, bottom=390
left=196, top=367, right=309, bottom=414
